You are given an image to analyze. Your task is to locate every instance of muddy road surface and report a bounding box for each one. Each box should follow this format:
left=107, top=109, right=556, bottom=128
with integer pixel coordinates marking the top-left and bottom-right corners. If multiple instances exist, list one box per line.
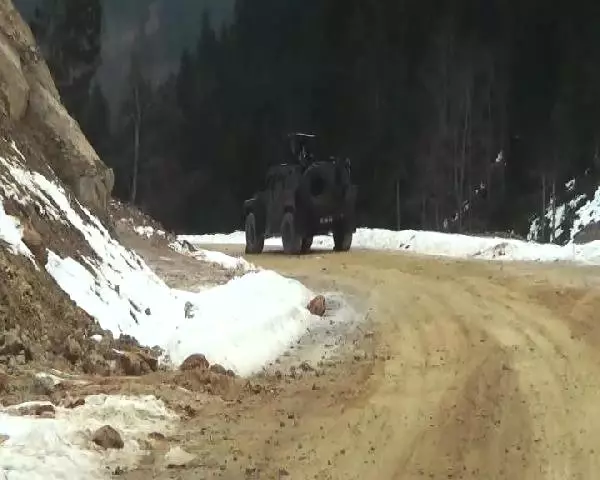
left=127, top=246, right=600, bottom=479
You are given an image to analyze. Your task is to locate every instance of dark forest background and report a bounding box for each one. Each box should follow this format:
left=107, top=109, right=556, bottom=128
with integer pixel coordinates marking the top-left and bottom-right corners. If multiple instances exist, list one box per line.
left=14, top=0, right=600, bottom=238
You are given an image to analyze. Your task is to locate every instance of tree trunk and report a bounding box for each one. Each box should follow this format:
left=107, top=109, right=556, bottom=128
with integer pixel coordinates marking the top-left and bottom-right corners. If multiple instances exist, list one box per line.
left=396, top=179, right=401, bottom=230
left=551, top=174, right=557, bottom=243
left=130, top=83, right=141, bottom=204
left=541, top=173, right=547, bottom=242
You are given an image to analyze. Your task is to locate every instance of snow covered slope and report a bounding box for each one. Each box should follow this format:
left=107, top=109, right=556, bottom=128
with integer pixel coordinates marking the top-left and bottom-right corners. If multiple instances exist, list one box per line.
left=528, top=177, right=600, bottom=245
left=181, top=228, right=600, bottom=264
left=0, top=142, right=319, bottom=377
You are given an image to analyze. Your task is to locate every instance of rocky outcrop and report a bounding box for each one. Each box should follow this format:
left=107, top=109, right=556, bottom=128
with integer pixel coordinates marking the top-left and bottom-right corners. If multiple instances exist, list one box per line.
left=0, top=0, right=114, bottom=213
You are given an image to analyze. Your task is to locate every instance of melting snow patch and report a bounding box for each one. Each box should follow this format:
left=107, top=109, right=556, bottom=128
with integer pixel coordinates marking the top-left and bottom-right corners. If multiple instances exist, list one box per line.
left=0, top=395, right=177, bottom=480
left=170, top=239, right=255, bottom=272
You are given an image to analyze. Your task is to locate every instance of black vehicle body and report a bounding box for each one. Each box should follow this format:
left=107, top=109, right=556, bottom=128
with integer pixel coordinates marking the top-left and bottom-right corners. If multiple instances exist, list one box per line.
left=243, top=133, right=357, bottom=254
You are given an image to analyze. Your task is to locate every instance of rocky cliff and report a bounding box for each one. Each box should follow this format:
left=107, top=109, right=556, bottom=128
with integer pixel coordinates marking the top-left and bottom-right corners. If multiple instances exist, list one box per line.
left=0, top=0, right=113, bottom=213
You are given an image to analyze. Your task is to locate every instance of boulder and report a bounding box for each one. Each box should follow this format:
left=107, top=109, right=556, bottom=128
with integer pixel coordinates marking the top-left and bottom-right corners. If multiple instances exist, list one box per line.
left=92, top=425, right=124, bottom=450
left=21, top=221, right=47, bottom=265
left=0, top=369, right=8, bottom=393
left=16, top=402, right=55, bottom=418
left=115, top=348, right=157, bottom=376
left=64, top=337, right=83, bottom=364
left=25, top=83, right=114, bottom=212
left=307, top=295, right=326, bottom=316
left=180, top=354, right=209, bottom=371
left=209, top=363, right=227, bottom=376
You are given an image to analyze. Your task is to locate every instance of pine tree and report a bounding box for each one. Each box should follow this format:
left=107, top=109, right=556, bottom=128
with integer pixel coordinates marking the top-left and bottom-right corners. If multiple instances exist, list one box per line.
left=30, top=0, right=103, bottom=122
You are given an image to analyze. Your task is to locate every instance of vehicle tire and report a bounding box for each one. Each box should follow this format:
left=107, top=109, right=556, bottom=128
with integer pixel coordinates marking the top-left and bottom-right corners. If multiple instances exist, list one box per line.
left=301, top=236, right=313, bottom=254
left=333, top=224, right=352, bottom=252
left=281, top=212, right=302, bottom=255
left=245, top=212, right=264, bottom=254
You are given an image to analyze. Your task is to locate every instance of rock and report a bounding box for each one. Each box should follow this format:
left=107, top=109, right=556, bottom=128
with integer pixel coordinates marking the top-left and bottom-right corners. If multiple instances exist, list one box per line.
left=0, top=33, right=28, bottom=121
left=92, top=425, right=124, bottom=450
left=64, top=396, right=86, bottom=409
left=209, top=363, right=227, bottom=376
left=32, top=374, right=55, bottom=395
left=299, top=361, right=314, bottom=372
left=184, top=301, right=195, bottom=319
left=117, top=334, right=138, bottom=348
left=180, top=354, right=209, bottom=371
left=82, top=352, right=110, bottom=376
left=64, top=337, right=82, bottom=363
left=25, top=83, right=114, bottom=212
left=136, top=349, right=158, bottom=372
left=21, top=222, right=47, bottom=265
left=0, top=369, right=8, bottom=393
left=164, top=446, right=195, bottom=468
left=117, top=351, right=151, bottom=376
left=0, top=330, right=23, bottom=356
left=0, top=434, right=8, bottom=445
left=17, top=403, right=55, bottom=417
left=307, top=295, right=326, bottom=316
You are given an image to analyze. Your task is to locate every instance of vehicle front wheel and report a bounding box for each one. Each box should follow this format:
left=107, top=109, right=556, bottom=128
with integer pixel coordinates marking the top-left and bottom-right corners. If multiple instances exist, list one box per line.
left=245, top=212, right=264, bottom=254
left=333, top=225, right=352, bottom=252
left=301, top=236, right=313, bottom=254
left=281, top=212, right=302, bottom=255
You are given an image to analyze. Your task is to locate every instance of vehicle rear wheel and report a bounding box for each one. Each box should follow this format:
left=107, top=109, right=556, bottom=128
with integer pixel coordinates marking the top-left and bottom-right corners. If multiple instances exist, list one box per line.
left=281, top=212, right=302, bottom=255
left=245, top=212, right=264, bottom=254
left=333, top=224, right=352, bottom=252
left=301, top=236, right=313, bottom=254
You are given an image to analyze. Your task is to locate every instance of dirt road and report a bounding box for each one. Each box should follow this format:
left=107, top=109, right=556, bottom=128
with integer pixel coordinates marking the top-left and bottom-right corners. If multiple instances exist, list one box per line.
left=127, top=246, right=600, bottom=479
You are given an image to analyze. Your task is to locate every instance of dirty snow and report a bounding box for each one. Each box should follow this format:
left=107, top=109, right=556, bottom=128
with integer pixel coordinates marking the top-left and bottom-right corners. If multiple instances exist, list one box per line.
left=0, top=201, right=33, bottom=260
left=170, top=239, right=254, bottom=272
left=0, top=144, right=318, bottom=376
left=180, top=228, right=600, bottom=265
left=133, top=225, right=165, bottom=238
left=0, top=395, right=177, bottom=480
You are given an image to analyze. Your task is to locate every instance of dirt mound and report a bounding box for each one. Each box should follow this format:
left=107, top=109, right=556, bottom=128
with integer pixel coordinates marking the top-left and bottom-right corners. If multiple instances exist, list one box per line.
left=109, top=198, right=172, bottom=240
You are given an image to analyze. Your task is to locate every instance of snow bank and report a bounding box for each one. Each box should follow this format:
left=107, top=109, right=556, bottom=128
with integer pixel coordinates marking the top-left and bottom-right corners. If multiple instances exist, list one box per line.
left=0, top=395, right=177, bottom=480
left=0, top=143, right=318, bottom=376
left=169, top=239, right=255, bottom=272
left=181, top=228, right=600, bottom=265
